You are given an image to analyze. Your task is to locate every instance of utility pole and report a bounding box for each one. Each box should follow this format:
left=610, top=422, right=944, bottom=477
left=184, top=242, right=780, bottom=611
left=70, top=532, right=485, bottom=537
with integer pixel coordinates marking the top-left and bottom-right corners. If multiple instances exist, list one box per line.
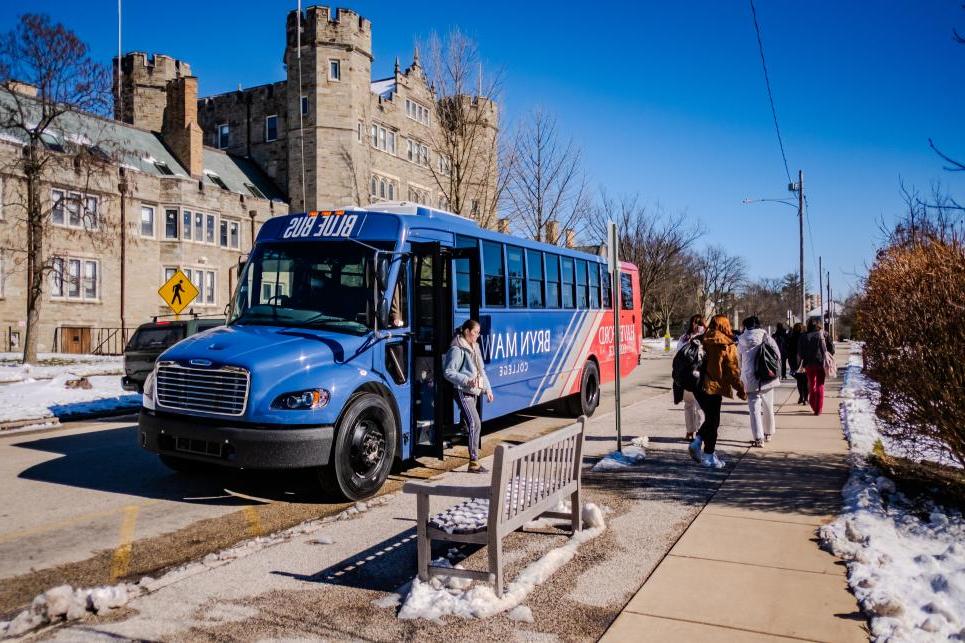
left=789, top=170, right=805, bottom=324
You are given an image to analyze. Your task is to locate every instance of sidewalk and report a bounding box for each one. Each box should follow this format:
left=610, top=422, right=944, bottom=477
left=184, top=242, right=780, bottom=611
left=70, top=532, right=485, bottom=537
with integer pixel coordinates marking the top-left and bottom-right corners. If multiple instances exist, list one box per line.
left=602, top=346, right=868, bottom=643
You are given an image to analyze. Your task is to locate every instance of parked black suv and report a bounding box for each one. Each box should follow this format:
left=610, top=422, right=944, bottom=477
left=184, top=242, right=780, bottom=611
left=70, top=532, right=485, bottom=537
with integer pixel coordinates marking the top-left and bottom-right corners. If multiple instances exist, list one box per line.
left=122, top=316, right=225, bottom=392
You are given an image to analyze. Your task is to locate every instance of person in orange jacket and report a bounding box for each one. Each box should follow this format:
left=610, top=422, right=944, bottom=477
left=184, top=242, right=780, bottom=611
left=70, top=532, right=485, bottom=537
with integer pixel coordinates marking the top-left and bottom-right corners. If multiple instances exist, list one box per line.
left=688, top=314, right=746, bottom=469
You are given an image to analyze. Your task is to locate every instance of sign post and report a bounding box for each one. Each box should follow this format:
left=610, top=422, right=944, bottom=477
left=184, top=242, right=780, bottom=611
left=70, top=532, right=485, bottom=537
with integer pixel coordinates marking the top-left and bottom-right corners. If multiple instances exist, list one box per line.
left=608, top=222, right=622, bottom=453
left=158, top=269, right=199, bottom=316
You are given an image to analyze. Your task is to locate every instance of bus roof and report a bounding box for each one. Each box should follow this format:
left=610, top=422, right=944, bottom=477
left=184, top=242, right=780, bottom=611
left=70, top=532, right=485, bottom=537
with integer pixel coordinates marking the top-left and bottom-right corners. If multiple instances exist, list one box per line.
left=259, top=203, right=637, bottom=271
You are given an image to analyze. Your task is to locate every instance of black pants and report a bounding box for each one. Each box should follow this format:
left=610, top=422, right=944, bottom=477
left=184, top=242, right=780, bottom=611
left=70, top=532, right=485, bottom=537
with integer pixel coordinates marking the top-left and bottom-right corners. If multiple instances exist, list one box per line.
left=793, top=372, right=808, bottom=402
left=780, top=354, right=788, bottom=379
left=694, top=389, right=723, bottom=454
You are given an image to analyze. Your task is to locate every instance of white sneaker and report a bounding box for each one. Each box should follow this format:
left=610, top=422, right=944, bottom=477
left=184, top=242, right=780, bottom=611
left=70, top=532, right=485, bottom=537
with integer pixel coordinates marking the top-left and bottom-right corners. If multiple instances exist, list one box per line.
left=701, top=453, right=726, bottom=469
left=688, top=436, right=703, bottom=463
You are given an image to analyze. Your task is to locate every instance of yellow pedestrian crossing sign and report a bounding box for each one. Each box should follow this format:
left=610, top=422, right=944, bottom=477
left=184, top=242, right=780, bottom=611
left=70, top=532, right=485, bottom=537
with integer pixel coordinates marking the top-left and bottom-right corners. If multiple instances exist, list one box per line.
left=158, top=269, right=199, bottom=315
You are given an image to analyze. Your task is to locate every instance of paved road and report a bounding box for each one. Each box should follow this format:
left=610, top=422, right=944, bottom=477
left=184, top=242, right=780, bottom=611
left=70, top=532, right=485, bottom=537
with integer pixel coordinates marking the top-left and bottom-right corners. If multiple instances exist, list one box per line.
left=0, top=349, right=675, bottom=616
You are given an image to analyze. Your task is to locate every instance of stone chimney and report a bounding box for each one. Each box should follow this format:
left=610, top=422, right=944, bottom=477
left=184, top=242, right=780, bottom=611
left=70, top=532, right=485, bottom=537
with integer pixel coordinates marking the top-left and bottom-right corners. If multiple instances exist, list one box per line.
left=564, top=228, right=576, bottom=248
left=497, top=218, right=510, bottom=234
left=545, top=221, right=560, bottom=245
left=5, top=80, right=38, bottom=97
left=162, top=76, right=203, bottom=177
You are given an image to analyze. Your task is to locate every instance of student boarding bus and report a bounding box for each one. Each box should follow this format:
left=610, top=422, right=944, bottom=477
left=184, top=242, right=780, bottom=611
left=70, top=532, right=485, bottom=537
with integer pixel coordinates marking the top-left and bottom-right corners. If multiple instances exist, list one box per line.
left=139, top=203, right=641, bottom=499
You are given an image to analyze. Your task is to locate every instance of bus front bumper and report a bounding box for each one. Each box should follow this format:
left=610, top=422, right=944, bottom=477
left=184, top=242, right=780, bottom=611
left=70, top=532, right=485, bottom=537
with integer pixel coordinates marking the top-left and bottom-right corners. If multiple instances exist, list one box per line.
left=138, top=409, right=334, bottom=469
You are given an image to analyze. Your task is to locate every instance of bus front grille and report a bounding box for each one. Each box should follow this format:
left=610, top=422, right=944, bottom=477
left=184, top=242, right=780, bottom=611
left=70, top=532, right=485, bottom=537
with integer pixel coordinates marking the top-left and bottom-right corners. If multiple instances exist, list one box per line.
left=155, top=362, right=249, bottom=416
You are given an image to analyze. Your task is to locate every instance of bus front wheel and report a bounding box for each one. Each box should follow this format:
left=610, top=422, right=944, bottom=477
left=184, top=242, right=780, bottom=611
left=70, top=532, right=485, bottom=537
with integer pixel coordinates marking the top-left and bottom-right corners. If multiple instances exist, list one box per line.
left=567, top=360, right=600, bottom=417
left=320, top=393, right=397, bottom=501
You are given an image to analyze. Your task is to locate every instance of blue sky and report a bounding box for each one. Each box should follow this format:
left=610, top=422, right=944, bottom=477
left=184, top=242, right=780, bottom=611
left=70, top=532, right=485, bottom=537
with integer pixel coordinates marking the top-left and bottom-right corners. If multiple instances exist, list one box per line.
left=3, top=1, right=964, bottom=296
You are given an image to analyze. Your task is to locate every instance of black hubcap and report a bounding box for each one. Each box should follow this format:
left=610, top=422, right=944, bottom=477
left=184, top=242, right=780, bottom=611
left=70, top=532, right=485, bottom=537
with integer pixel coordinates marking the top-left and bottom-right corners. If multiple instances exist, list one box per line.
left=586, top=374, right=599, bottom=407
left=348, top=418, right=386, bottom=479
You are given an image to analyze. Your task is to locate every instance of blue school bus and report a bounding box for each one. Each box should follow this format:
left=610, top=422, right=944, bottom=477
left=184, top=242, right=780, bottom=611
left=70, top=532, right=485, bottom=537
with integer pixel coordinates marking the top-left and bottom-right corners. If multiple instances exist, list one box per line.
left=139, top=203, right=641, bottom=499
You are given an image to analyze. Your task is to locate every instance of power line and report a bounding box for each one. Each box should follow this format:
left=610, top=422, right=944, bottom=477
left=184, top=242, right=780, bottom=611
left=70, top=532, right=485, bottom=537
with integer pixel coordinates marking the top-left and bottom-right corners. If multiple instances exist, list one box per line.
left=803, top=195, right=821, bottom=295
left=749, top=0, right=792, bottom=185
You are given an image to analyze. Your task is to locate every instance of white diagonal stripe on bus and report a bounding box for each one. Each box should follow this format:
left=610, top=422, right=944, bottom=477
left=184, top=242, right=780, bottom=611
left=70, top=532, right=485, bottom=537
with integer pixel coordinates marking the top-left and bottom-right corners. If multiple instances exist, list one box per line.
left=533, top=308, right=587, bottom=405
left=529, top=310, right=581, bottom=406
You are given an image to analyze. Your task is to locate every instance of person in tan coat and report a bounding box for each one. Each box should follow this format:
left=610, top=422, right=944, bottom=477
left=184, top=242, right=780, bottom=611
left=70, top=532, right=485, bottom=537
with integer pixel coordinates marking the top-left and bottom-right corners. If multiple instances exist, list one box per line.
left=689, top=314, right=746, bottom=469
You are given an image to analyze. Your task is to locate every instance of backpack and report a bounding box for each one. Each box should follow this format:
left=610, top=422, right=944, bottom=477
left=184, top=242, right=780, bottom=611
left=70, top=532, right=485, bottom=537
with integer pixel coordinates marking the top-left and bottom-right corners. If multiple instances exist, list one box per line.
left=672, top=338, right=705, bottom=392
left=755, top=336, right=780, bottom=383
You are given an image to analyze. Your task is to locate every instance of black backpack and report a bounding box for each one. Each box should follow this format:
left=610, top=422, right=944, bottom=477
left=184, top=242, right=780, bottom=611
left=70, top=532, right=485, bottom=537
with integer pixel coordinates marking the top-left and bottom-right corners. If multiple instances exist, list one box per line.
left=755, top=337, right=780, bottom=382
left=672, top=338, right=704, bottom=392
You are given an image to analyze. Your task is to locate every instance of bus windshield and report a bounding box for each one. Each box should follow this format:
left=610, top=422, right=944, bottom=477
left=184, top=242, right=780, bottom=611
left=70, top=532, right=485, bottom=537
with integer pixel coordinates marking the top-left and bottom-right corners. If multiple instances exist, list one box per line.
left=229, top=241, right=388, bottom=334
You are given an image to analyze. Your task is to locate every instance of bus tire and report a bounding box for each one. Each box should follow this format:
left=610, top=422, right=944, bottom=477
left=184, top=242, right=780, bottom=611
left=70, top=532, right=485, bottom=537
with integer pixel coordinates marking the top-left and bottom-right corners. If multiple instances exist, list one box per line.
left=567, top=360, right=601, bottom=417
left=158, top=454, right=205, bottom=474
left=320, top=393, right=397, bottom=501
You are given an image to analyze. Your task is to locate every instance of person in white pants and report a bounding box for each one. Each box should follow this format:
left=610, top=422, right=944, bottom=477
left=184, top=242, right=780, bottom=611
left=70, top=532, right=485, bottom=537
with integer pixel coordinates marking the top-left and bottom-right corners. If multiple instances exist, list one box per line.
left=677, top=314, right=706, bottom=440
left=737, top=316, right=781, bottom=447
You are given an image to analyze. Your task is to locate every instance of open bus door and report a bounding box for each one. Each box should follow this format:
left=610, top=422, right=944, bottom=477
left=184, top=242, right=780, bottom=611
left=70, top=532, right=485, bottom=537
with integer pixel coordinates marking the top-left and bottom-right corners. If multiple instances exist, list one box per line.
left=410, top=242, right=480, bottom=459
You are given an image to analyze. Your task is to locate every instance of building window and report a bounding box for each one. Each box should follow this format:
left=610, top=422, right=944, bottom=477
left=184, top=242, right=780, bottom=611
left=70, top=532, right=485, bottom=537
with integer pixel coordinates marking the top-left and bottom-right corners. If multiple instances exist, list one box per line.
left=329, top=59, right=341, bottom=81
left=220, top=220, right=228, bottom=247
left=84, top=195, right=98, bottom=229
left=140, top=205, right=155, bottom=237
left=51, top=256, right=99, bottom=301
left=154, top=160, right=174, bottom=175
left=182, top=209, right=192, bottom=240
left=245, top=183, right=265, bottom=199
left=205, top=271, right=215, bottom=304
left=181, top=268, right=217, bottom=306
left=300, top=96, right=309, bottom=116
left=206, top=213, right=216, bottom=244
left=371, top=124, right=378, bottom=147
left=67, top=192, right=81, bottom=227
left=0, top=176, right=4, bottom=220
left=405, top=99, right=429, bottom=125
left=387, top=131, right=395, bottom=155
left=51, top=189, right=65, bottom=225
left=217, top=124, right=229, bottom=149
left=164, top=208, right=179, bottom=239
left=194, top=212, right=203, bottom=242
left=370, top=124, right=395, bottom=154
left=229, top=221, right=239, bottom=248
left=438, top=154, right=451, bottom=176
left=265, top=115, right=278, bottom=142
left=206, top=172, right=229, bottom=191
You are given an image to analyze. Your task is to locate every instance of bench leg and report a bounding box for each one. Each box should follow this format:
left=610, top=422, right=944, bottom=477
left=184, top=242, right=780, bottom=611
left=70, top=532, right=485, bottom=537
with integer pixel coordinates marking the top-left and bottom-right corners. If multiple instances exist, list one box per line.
left=416, top=493, right=430, bottom=582
left=570, top=488, right=582, bottom=533
left=489, top=536, right=504, bottom=597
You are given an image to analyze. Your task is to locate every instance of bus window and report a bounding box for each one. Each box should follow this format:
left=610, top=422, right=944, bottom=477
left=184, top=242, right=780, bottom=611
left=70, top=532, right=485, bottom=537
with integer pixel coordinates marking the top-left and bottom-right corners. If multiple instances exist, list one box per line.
left=589, top=263, right=601, bottom=308
left=561, top=257, right=575, bottom=309
left=507, top=245, right=525, bottom=308
left=546, top=255, right=560, bottom=308
left=455, top=235, right=476, bottom=309
left=601, top=266, right=612, bottom=309
left=575, top=260, right=588, bottom=309
left=526, top=249, right=544, bottom=308
left=621, top=272, right=634, bottom=310
left=482, top=240, right=505, bottom=307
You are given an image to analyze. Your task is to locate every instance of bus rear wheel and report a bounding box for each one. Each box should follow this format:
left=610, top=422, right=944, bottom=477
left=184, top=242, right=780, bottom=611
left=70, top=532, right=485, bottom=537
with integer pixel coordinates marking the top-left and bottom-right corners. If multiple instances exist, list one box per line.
left=567, top=360, right=600, bottom=417
left=320, top=393, right=397, bottom=501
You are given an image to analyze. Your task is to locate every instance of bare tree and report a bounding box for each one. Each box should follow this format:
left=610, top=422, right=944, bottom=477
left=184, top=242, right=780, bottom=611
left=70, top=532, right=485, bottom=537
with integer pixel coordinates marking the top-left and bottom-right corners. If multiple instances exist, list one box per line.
left=695, top=245, right=748, bottom=317
left=422, top=28, right=505, bottom=227
left=505, top=108, right=591, bottom=244
left=591, top=192, right=703, bottom=314
left=646, top=250, right=701, bottom=337
left=0, top=14, right=116, bottom=363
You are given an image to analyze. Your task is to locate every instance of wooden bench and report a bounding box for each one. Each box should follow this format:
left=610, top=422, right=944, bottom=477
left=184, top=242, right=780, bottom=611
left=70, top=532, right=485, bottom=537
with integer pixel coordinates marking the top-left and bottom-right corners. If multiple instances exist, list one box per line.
left=402, top=417, right=586, bottom=596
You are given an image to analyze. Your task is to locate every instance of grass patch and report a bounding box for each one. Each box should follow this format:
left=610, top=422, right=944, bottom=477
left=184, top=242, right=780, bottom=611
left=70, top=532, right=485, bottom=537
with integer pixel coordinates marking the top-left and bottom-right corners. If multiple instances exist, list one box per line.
left=870, top=451, right=965, bottom=511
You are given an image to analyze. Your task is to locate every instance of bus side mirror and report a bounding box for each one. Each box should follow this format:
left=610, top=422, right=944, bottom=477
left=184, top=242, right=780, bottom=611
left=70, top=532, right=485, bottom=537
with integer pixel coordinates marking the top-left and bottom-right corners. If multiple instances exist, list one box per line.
left=376, top=256, right=390, bottom=290
left=377, top=297, right=391, bottom=329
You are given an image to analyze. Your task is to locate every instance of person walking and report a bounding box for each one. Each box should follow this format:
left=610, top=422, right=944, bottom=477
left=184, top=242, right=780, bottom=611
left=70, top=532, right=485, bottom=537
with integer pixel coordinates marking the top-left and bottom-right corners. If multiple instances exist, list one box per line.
left=798, top=317, right=834, bottom=415
left=444, top=319, right=495, bottom=473
left=787, top=322, right=809, bottom=405
left=676, top=314, right=705, bottom=441
left=772, top=322, right=789, bottom=379
left=689, top=315, right=746, bottom=469
left=738, top=316, right=781, bottom=447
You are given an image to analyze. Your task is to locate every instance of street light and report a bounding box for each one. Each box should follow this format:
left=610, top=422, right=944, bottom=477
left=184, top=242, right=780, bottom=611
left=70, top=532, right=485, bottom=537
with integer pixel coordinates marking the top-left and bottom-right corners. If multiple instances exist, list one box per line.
left=742, top=169, right=806, bottom=324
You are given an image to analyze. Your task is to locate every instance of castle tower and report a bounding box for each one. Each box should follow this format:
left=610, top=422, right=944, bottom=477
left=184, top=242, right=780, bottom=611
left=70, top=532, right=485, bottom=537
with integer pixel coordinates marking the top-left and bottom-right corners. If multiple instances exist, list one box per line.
left=285, top=6, right=372, bottom=211
left=114, top=53, right=192, bottom=131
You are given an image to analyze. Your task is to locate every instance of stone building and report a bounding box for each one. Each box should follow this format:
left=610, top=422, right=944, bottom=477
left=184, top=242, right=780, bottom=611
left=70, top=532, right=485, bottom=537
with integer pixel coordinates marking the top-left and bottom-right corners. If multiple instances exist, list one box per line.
left=0, top=77, right=286, bottom=354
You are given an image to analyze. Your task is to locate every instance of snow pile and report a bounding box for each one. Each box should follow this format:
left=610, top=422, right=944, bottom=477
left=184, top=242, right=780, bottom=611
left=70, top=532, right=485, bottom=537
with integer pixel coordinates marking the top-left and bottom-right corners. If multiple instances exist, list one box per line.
left=641, top=338, right=670, bottom=353
left=395, top=502, right=606, bottom=621
left=0, top=373, right=139, bottom=424
left=0, top=354, right=123, bottom=384
left=591, top=436, right=648, bottom=472
left=819, top=351, right=965, bottom=641
left=0, top=582, right=144, bottom=638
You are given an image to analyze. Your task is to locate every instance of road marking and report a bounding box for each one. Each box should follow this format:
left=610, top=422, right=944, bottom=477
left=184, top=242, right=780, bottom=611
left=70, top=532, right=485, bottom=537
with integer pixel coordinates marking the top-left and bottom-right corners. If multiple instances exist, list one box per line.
left=0, top=500, right=159, bottom=545
left=243, top=506, right=264, bottom=537
left=109, top=505, right=139, bottom=581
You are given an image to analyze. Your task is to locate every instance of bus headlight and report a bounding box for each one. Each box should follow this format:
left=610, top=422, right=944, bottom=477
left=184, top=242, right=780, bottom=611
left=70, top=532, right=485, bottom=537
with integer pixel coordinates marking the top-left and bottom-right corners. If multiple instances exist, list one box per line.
left=143, top=368, right=157, bottom=411
left=271, top=389, right=330, bottom=410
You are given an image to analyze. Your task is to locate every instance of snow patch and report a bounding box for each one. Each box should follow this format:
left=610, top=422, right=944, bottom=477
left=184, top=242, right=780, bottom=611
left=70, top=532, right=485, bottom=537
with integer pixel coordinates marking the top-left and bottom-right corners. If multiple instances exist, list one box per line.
left=0, top=583, right=143, bottom=638
left=819, top=348, right=965, bottom=642
left=591, top=437, right=648, bottom=472
left=395, top=503, right=606, bottom=621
